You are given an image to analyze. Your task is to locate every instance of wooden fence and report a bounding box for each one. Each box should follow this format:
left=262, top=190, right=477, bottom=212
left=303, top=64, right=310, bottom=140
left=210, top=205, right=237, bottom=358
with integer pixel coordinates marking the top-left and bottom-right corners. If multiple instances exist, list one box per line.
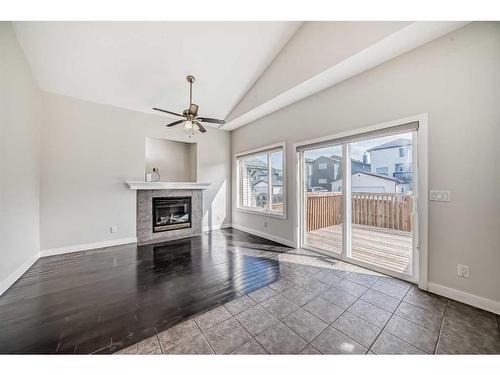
left=306, top=192, right=412, bottom=232
left=306, top=192, right=343, bottom=231
left=271, top=203, right=284, bottom=211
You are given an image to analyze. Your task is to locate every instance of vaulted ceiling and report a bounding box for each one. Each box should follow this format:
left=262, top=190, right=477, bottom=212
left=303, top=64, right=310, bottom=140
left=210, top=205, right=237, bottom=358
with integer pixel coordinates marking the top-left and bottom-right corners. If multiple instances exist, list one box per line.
left=13, top=21, right=301, bottom=122
left=14, top=21, right=468, bottom=131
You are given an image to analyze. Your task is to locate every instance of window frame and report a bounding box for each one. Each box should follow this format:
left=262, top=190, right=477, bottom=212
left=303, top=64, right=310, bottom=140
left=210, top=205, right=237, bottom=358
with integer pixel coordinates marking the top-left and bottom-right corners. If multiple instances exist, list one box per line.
left=376, top=166, right=389, bottom=176
left=235, top=141, right=287, bottom=219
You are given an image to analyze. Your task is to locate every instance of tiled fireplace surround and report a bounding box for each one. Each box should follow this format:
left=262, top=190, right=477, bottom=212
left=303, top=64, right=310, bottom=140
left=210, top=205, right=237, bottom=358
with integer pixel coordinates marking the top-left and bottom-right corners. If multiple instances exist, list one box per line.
left=137, top=189, right=203, bottom=245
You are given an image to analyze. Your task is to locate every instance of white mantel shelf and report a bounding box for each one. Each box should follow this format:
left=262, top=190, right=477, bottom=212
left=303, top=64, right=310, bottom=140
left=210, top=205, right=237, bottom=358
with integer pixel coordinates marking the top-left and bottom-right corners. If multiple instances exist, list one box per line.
left=126, top=181, right=211, bottom=190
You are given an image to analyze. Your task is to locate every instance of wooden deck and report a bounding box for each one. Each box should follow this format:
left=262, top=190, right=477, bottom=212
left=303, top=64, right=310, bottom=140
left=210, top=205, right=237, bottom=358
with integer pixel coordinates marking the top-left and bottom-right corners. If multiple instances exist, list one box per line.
left=304, top=224, right=412, bottom=274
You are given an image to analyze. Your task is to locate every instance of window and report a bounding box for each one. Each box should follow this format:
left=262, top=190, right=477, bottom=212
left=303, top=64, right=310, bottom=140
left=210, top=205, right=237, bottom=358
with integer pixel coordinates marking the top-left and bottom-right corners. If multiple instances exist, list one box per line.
left=376, top=167, right=389, bottom=176
left=399, top=147, right=407, bottom=157
left=237, top=144, right=285, bottom=216
left=318, top=163, right=327, bottom=169
left=318, top=178, right=327, bottom=184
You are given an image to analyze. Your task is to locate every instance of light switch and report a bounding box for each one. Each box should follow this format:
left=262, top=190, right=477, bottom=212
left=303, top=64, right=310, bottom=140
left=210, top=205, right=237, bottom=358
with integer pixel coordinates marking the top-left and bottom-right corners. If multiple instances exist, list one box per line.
left=430, top=190, right=451, bottom=202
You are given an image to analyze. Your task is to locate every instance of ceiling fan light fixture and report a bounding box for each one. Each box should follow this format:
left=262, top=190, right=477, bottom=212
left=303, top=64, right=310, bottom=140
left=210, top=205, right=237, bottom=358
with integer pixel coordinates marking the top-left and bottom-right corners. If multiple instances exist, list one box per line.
left=153, top=74, right=225, bottom=134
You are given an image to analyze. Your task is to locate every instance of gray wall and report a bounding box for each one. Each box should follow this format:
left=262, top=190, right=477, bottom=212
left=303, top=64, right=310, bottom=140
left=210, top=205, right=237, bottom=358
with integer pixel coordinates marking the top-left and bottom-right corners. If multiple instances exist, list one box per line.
left=0, top=23, right=41, bottom=290
left=145, top=137, right=197, bottom=182
left=40, top=92, right=230, bottom=250
left=231, top=23, right=500, bottom=303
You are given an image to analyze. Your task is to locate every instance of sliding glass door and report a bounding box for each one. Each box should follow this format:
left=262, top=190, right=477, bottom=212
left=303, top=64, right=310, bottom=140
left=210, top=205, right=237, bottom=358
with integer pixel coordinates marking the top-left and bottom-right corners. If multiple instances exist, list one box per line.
left=346, top=132, right=415, bottom=276
left=302, top=144, right=343, bottom=254
left=299, top=123, right=419, bottom=281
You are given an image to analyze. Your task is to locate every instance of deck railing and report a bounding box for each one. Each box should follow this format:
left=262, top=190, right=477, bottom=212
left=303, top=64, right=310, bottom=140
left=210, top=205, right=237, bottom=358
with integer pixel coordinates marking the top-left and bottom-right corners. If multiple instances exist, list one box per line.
left=306, top=192, right=412, bottom=232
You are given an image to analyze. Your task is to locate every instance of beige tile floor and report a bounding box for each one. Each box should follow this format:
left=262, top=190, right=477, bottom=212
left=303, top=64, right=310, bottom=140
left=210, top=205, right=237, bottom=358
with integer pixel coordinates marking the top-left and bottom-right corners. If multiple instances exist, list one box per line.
left=117, top=248, right=500, bottom=355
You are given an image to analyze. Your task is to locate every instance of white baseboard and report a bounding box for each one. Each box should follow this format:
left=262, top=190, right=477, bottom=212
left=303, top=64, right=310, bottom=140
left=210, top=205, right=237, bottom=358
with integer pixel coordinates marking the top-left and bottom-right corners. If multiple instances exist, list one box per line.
left=427, top=282, right=500, bottom=315
left=202, top=223, right=232, bottom=232
left=40, top=237, right=137, bottom=258
left=229, top=224, right=295, bottom=248
left=0, top=254, right=39, bottom=296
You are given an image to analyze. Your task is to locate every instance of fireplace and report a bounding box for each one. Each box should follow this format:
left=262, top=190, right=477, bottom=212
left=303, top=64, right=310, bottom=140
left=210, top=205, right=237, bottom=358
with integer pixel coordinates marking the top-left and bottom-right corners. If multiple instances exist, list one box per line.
left=152, top=197, right=191, bottom=232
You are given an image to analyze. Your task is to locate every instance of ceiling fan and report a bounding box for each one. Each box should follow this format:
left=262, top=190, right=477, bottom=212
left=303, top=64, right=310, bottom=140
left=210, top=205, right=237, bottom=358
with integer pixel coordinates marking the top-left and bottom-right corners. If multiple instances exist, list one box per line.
left=153, top=75, right=225, bottom=135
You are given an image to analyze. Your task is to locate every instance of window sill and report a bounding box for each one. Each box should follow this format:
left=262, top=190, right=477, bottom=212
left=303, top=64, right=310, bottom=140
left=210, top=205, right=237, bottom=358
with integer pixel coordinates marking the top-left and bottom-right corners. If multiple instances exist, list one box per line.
left=236, top=207, right=287, bottom=220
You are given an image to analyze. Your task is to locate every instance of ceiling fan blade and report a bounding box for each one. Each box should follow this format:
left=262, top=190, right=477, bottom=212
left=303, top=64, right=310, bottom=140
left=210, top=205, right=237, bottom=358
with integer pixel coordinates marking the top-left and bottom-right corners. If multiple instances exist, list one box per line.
left=166, top=120, right=184, bottom=127
left=197, top=123, right=207, bottom=133
left=198, top=117, right=225, bottom=125
left=153, top=107, right=183, bottom=117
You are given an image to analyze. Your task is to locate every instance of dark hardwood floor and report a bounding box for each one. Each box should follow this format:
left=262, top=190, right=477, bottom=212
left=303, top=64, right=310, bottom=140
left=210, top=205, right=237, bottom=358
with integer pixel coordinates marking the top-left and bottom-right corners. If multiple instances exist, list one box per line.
left=0, top=229, right=290, bottom=354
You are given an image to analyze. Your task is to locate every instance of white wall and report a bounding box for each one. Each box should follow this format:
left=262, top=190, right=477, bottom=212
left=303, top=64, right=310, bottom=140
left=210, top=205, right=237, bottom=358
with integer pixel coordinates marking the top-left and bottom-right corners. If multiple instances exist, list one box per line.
left=227, top=22, right=410, bottom=122
left=40, top=92, right=230, bottom=251
left=231, top=23, right=500, bottom=305
left=145, top=137, right=197, bottom=182
left=0, top=22, right=41, bottom=293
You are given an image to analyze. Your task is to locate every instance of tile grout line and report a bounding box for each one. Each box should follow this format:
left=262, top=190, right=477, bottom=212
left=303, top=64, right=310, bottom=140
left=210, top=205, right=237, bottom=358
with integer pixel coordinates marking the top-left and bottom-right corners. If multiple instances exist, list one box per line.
left=248, top=315, right=283, bottom=354
left=309, top=312, right=343, bottom=354
left=231, top=307, right=272, bottom=355
left=245, top=268, right=342, bottom=354
left=392, top=301, right=445, bottom=333
left=355, top=284, right=444, bottom=354
left=370, top=289, right=441, bottom=354
left=268, top=317, right=310, bottom=353
left=330, top=289, right=371, bottom=350
left=271, top=273, right=333, bottom=352
left=434, top=300, right=449, bottom=354
left=154, top=335, right=163, bottom=354
left=366, top=284, right=413, bottom=354
left=281, top=267, right=372, bottom=347
left=233, top=289, right=291, bottom=354
left=310, top=285, right=367, bottom=354
left=279, top=274, right=349, bottom=321
left=250, top=276, right=310, bottom=353
left=193, top=318, right=216, bottom=354
left=231, top=328, right=269, bottom=354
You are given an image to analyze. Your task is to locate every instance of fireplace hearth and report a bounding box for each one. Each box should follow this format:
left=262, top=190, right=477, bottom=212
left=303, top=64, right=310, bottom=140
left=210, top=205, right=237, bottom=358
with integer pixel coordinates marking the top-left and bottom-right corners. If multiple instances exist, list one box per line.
left=152, top=197, right=191, bottom=232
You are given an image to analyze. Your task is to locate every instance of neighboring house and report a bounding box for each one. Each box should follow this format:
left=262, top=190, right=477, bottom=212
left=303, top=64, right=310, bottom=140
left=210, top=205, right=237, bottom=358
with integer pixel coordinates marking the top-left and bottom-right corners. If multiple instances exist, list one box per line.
left=367, top=138, right=413, bottom=192
left=305, top=139, right=413, bottom=193
left=241, top=156, right=283, bottom=207
left=310, top=155, right=340, bottom=191
left=310, top=154, right=370, bottom=191
left=332, top=171, right=401, bottom=193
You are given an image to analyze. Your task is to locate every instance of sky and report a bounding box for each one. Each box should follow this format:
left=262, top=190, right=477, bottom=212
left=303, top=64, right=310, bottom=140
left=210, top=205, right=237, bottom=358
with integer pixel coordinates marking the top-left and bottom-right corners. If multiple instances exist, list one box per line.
left=303, top=132, right=412, bottom=162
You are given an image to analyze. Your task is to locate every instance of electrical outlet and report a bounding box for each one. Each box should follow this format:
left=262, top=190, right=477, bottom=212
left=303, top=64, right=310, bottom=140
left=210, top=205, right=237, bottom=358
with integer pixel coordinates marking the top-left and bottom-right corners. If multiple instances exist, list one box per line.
left=110, top=226, right=118, bottom=234
left=430, top=190, right=451, bottom=202
left=458, top=264, right=469, bottom=278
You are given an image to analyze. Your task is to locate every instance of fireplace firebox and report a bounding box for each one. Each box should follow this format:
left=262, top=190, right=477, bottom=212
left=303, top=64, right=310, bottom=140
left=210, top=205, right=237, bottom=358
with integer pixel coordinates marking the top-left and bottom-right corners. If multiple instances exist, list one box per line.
left=152, top=197, right=191, bottom=232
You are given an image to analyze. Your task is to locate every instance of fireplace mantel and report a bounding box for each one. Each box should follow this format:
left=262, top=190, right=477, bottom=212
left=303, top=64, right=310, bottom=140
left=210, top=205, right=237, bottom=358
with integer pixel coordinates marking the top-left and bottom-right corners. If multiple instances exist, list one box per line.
left=126, top=181, right=211, bottom=190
